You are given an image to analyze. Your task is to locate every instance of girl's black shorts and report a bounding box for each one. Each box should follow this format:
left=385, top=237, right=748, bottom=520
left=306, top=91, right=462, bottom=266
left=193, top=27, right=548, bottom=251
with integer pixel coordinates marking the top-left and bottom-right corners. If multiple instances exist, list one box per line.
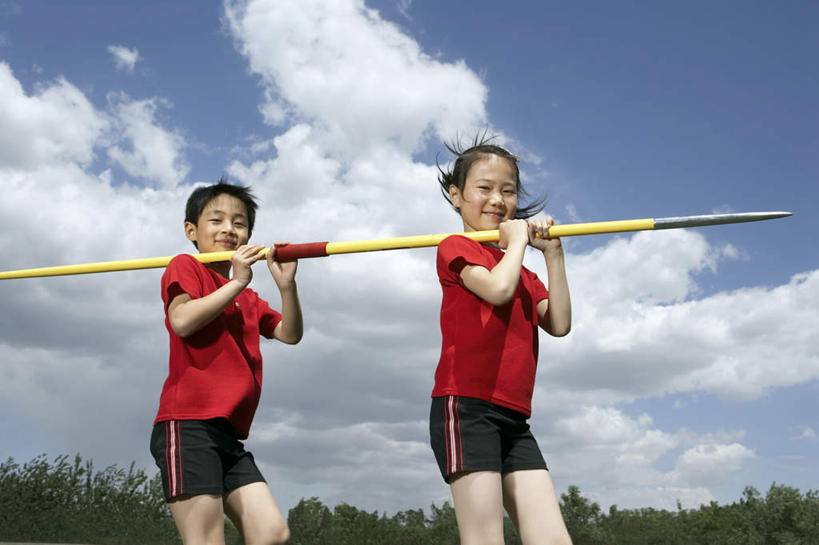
left=150, top=418, right=265, bottom=500
left=429, top=395, right=548, bottom=483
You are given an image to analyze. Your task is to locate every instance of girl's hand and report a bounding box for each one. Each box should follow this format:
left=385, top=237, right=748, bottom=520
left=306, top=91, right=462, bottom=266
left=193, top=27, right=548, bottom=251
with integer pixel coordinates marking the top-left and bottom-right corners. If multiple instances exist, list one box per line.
left=528, top=216, right=563, bottom=255
left=267, top=243, right=298, bottom=288
left=231, top=244, right=267, bottom=287
left=498, top=218, right=529, bottom=249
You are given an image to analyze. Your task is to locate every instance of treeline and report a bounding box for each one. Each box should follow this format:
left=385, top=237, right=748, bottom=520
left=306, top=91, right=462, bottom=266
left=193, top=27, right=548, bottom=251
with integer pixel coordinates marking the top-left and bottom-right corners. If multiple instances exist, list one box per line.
left=2, top=454, right=818, bottom=544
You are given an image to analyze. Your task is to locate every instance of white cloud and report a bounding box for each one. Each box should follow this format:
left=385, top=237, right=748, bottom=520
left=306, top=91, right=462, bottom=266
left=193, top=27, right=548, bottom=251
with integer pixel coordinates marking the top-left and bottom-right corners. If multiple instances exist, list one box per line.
left=224, top=0, right=486, bottom=156
left=1, top=0, right=816, bottom=518
left=107, top=44, right=140, bottom=73
left=0, top=62, right=108, bottom=169
left=793, top=426, right=817, bottom=441
left=671, top=443, right=757, bottom=487
left=106, top=92, right=190, bottom=187
left=539, top=234, right=819, bottom=404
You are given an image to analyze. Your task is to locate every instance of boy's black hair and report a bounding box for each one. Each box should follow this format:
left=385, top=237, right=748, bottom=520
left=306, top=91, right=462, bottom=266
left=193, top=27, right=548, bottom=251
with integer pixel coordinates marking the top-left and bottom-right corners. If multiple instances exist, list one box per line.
left=185, top=178, right=259, bottom=247
left=436, top=131, right=545, bottom=219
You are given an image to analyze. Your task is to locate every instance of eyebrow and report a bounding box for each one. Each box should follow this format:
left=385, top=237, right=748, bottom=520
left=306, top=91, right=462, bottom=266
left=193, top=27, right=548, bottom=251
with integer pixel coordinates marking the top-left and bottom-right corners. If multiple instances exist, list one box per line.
left=206, top=209, right=247, bottom=218
left=474, top=178, right=516, bottom=185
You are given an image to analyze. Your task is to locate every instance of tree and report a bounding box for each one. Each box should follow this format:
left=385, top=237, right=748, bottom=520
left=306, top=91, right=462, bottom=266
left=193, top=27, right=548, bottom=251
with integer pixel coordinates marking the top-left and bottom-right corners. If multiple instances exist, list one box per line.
left=0, top=454, right=179, bottom=544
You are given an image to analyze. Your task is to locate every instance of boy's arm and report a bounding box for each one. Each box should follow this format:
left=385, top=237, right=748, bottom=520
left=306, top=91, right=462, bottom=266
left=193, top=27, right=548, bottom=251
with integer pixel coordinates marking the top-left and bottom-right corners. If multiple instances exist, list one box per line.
left=530, top=218, right=571, bottom=337
left=167, top=245, right=266, bottom=338
left=267, top=245, right=304, bottom=345
left=459, top=219, right=529, bottom=306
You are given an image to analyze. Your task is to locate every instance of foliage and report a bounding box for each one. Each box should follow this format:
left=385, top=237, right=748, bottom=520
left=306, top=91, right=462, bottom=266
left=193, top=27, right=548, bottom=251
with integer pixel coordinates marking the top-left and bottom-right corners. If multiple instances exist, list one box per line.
left=3, top=454, right=819, bottom=544
left=0, top=454, right=178, bottom=544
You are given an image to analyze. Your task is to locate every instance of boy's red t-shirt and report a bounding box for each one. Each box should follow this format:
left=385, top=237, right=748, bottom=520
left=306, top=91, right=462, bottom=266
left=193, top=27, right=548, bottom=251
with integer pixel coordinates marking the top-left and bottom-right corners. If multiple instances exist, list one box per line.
left=154, top=254, right=282, bottom=439
left=432, top=235, right=549, bottom=417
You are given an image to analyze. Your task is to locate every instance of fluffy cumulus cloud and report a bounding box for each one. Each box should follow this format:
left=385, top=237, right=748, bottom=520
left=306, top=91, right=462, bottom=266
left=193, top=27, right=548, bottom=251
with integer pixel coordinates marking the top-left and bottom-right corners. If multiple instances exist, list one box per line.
left=1, top=0, right=817, bottom=517
left=0, top=62, right=107, bottom=169
left=107, top=44, right=140, bottom=73
left=106, top=93, right=190, bottom=188
left=223, top=0, right=486, bottom=155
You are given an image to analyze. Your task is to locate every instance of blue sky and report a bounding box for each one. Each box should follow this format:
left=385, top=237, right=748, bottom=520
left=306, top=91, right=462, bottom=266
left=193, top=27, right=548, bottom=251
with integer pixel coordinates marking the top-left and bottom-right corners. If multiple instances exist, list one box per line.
left=0, top=0, right=817, bottom=516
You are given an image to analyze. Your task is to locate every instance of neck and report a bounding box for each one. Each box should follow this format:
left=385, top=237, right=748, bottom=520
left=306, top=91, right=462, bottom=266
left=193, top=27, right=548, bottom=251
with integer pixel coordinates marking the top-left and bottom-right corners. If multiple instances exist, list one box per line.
left=205, top=261, right=232, bottom=279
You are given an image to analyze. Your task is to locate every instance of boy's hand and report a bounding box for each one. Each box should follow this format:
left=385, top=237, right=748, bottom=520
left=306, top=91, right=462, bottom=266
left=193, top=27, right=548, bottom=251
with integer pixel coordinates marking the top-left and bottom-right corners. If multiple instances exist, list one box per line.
left=267, top=243, right=298, bottom=288
left=528, top=216, right=563, bottom=255
left=231, top=244, right=267, bottom=287
left=498, top=219, right=529, bottom=249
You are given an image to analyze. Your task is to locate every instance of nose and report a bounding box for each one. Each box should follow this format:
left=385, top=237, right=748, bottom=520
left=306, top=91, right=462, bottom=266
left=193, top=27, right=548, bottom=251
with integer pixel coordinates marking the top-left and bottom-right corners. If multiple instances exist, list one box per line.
left=222, top=220, right=236, bottom=234
left=488, top=189, right=504, bottom=205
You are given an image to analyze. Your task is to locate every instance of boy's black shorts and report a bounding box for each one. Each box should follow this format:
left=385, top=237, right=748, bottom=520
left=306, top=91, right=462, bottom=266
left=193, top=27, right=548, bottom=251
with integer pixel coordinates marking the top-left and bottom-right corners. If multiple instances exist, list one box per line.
left=150, top=418, right=265, bottom=500
left=429, top=395, right=548, bottom=483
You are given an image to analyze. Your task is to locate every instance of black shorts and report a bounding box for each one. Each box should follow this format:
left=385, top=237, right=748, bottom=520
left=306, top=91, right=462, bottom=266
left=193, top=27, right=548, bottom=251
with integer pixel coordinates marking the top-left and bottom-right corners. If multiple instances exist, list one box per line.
left=429, top=395, right=548, bottom=483
left=150, top=418, right=265, bottom=500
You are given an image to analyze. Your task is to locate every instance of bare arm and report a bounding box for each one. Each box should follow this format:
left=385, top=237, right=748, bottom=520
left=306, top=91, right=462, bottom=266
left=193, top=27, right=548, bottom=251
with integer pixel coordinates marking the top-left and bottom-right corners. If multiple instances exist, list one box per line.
left=167, top=245, right=266, bottom=338
left=530, top=218, right=571, bottom=337
left=267, top=244, right=303, bottom=345
left=459, top=219, right=530, bottom=306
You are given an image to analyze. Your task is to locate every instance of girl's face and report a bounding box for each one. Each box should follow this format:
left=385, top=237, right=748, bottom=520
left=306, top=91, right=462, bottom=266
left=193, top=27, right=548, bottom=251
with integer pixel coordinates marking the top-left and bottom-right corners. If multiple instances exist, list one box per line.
left=449, top=154, right=518, bottom=232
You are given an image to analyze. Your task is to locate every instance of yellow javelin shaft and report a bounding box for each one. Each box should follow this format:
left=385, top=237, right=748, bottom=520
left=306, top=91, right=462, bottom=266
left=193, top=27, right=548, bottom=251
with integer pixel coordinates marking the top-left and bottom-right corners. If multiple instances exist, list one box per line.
left=0, top=212, right=791, bottom=280
left=323, top=218, right=655, bottom=255
left=0, top=221, right=650, bottom=280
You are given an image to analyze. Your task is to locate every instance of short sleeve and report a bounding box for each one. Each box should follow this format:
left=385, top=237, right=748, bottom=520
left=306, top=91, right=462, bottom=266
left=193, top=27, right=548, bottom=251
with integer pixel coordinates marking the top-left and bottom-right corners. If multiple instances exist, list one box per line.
left=256, top=296, right=283, bottom=339
left=161, top=255, right=204, bottom=310
left=525, top=268, right=549, bottom=303
left=437, top=235, right=491, bottom=277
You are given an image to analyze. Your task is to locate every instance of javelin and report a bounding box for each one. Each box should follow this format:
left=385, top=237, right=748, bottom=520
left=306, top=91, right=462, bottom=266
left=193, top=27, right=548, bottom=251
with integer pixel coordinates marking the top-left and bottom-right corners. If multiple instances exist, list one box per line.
left=0, top=211, right=791, bottom=280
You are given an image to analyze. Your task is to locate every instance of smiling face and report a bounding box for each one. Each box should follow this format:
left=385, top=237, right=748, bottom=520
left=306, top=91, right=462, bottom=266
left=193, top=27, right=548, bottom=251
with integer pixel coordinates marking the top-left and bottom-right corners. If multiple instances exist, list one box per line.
left=449, top=154, right=518, bottom=232
left=184, top=193, right=251, bottom=253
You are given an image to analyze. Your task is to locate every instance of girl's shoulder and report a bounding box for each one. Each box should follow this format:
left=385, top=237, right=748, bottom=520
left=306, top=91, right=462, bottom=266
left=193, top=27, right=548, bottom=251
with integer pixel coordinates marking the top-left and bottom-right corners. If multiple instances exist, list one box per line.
left=437, top=235, right=498, bottom=277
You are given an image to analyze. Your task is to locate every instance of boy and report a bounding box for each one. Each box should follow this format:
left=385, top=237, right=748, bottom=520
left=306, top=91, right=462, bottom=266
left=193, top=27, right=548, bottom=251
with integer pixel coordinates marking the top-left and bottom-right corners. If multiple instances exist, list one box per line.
left=150, top=180, right=302, bottom=545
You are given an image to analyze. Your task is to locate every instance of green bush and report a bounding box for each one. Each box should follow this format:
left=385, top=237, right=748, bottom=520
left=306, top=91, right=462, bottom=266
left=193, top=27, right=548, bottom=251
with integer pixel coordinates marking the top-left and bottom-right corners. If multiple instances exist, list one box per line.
left=0, top=454, right=178, bottom=544
left=3, top=454, right=819, bottom=544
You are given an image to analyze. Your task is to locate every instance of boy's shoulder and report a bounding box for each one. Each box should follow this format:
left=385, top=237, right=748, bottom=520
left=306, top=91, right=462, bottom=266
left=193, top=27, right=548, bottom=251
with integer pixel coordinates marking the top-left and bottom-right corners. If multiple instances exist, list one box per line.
left=163, top=253, right=204, bottom=277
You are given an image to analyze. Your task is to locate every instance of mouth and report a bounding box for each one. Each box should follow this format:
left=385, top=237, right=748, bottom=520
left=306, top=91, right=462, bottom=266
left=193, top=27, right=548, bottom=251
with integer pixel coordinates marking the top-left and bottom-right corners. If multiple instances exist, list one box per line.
left=216, top=239, right=237, bottom=249
left=482, top=211, right=506, bottom=221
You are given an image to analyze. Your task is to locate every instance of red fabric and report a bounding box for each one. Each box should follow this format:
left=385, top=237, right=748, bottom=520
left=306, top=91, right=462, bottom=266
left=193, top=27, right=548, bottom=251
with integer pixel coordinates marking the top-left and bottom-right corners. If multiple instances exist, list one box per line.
left=432, top=235, right=549, bottom=416
left=154, top=254, right=282, bottom=439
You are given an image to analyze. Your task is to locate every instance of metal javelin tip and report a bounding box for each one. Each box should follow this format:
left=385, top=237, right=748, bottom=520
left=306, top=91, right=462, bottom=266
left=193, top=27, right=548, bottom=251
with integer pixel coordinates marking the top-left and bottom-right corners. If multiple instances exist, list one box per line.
left=654, top=211, right=792, bottom=230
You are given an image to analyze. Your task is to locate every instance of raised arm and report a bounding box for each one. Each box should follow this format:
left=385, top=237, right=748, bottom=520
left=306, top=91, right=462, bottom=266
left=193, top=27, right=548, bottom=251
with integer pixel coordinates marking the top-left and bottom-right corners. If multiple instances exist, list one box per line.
left=530, top=218, right=571, bottom=337
left=267, top=244, right=303, bottom=345
left=167, top=245, right=266, bottom=338
left=459, top=219, right=530, bottom=307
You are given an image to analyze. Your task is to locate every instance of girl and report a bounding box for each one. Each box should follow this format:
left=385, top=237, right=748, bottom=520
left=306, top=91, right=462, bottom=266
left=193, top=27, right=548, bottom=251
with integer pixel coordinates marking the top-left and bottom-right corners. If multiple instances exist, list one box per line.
left=430, top=136, right=573, bottom=545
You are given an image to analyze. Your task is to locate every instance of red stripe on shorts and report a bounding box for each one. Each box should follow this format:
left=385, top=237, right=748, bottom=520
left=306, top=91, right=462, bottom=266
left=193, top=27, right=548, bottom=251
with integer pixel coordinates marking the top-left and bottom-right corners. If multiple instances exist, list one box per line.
left=168, top=420, right=178, bottom=496
left=446, top=396, right=461, bottom=475
left=444, top=397, right=451, bottom=473
left=176, top=421, right=183, bottom=495
left=455, top=397, right=463, bottom=471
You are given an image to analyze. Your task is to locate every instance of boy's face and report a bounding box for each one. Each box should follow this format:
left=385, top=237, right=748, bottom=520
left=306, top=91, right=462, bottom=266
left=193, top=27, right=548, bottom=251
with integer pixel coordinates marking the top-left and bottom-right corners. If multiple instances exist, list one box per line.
left=185, top=193, right=250, bottom=253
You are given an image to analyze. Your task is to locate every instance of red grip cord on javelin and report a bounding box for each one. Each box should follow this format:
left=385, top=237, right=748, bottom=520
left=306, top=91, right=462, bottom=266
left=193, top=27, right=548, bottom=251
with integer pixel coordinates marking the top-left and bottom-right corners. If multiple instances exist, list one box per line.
left=273, top=242, right=329, bottom=261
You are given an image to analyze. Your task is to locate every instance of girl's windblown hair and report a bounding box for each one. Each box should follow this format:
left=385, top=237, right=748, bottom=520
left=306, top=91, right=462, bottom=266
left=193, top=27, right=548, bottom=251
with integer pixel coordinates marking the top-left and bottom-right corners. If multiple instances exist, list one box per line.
left=436, top=131, right=545, bottom=219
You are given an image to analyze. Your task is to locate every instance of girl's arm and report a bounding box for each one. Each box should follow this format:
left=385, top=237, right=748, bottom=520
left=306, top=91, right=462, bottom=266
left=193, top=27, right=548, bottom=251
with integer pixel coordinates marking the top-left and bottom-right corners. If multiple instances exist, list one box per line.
left=459, top=219, right=530, bottom=306
left=167, top=245, right=267, bottom=338
left=530, top=218, right=571, bottom=337
left=267, top=244, right=303, bottom=345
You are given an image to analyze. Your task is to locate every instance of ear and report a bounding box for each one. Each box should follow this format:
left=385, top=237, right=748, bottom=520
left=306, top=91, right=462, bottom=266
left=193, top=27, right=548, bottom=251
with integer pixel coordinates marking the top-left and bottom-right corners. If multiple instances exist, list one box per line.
left=448, top=184, right=462, bottom=209
left=184, top=221, right=198, bottom=243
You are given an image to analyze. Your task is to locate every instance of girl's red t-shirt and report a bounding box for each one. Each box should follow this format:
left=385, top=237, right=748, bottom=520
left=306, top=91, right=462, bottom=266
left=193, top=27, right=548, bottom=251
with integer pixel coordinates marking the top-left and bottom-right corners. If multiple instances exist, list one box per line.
left=432, top=235, right=549, bottom=417
left=154, top=254, right=281, bottom=439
